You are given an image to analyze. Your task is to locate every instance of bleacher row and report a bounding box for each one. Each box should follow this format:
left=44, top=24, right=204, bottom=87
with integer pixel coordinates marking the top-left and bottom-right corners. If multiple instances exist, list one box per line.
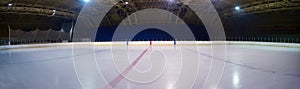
left=0, top=29, right=72, bottom=45
left=9, top=29, right=70, bottom=41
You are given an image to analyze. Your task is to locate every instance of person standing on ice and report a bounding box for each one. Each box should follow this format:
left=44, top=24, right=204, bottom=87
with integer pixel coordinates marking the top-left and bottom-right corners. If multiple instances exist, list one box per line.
left=174, top=39, right=176, bottom=46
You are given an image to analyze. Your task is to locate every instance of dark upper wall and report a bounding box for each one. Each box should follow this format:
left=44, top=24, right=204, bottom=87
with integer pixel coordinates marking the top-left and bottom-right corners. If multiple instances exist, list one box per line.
left=222, top=10, right=299, bottom=39
left=96, top=8, right=299, bottom=43
left=96, top=24, right=208, bottom=41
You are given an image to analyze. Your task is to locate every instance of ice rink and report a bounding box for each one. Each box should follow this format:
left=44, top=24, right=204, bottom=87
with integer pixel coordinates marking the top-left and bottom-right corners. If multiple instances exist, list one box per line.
left=0, top=41, right=300, bottom=89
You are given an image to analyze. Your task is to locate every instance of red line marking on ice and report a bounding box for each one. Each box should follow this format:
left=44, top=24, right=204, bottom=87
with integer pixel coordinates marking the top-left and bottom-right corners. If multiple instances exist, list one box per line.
left=102, top=48, right=149, bottom=89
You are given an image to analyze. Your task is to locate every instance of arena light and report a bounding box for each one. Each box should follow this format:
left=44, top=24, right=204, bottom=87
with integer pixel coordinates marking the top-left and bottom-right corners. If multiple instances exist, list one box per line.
left=84, top=0, right=90, bottom=2
left=167, top=0, right=175, bottom=3
left=235, top=6, right=240, bottom=11
left=125, top=1, right=128, bottom=5
left=52, top=10, right=56, bottom=16
left=8, top=3, right=12, bottom=7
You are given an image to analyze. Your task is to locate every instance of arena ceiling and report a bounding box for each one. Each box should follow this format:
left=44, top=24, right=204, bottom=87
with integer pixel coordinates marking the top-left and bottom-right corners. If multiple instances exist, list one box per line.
left=0, top=0, right=299, bottom=30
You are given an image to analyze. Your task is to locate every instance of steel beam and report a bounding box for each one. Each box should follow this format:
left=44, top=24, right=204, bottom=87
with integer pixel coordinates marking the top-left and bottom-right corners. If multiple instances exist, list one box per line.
left=222, top=0, right=300, bottom=18
left=0, top=6, right=76, bottom=19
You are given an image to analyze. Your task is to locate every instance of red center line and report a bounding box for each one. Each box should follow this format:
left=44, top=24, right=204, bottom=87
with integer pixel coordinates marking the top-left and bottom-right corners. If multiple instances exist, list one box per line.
left=102, top=48, right=149, bottom=89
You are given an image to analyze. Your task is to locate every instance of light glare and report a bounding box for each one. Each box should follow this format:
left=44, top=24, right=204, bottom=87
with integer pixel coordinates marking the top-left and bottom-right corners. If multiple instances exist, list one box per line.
left=167, top=0, right=174, bottom=3
left=52, top=10, right=56, bottom=16
left=8, top=3, right=12, bottom=6
left=235, top=6, right=240, bottom=10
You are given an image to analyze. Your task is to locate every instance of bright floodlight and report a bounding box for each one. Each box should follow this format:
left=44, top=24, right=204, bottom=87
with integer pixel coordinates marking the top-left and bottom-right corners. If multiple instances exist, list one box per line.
left=8, top=3, right=12, bottom=6
left=84, top=0, right=90, bottom=2
left=125, top=1, right=128, bottom=4
left=52, top=10, right=56, bottom=16
left=167, top=0, right=174, bottom=3
left=235, top=6, right=240, bottom=10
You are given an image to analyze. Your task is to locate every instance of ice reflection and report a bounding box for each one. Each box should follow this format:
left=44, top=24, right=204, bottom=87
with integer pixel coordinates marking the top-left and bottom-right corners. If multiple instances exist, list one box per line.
left=126, top=82, right=130, bottom=89
left=167, top=82, right=174, bottom=89
left=233, top=70, right=240, bottom=88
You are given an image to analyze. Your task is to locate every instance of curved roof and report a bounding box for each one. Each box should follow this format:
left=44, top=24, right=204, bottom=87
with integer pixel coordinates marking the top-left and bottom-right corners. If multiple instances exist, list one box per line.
left=0, top=0, right=299, bottom=29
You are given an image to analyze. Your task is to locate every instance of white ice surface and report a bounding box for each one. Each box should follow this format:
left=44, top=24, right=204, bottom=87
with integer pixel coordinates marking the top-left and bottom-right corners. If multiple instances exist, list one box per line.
left=0, top=41, right=300, bottom=89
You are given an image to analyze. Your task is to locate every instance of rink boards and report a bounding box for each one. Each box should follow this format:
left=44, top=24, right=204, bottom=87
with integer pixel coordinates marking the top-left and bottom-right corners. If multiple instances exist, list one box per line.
left=1, top=41, right=300, bottom=50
